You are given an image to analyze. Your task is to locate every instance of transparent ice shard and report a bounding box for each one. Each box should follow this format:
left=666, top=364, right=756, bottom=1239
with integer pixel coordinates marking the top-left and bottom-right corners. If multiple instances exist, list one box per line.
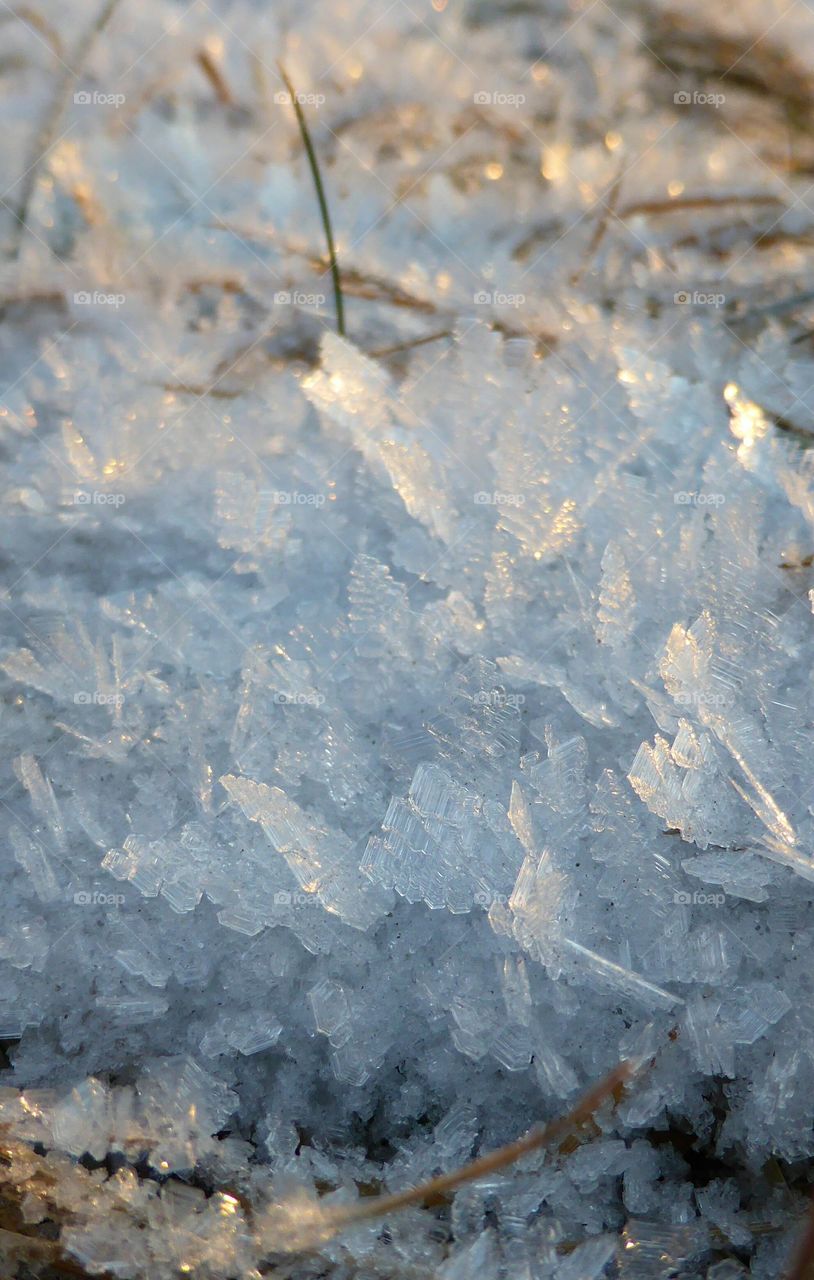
left=682, top=994, right=735, bottom=1077
left=620, top=1220, right=708, bottom=1277
left=681, top=851, right=774, bottom=902
left=727, top=983, right=791, bottom=1045
left=568, top=1140, right=627, bottom=1192
left=330, top=1040, right=378, bottom=1087
left=508, top=848, right=576, bottom=966
left=95, top=995, right=170, bottom=1021
left=304, top=333, right=455, bottom=542
left=561, top=940, right=683, bottom=1012
left=696, top=1180, right=752, bottom=1250
left=495, top=447, right=582, bottom=561
left=52, top=1078, right=113, bottom=1161
left=596, top=540, right=635, bottom=652
left=533, top=1042, right=579, bottom=1098
left=13, top=754, right=66, bottom=851
left=725, top=382, right=772, bottom=473
left=507, top=779, right=536, bottom=854
left=555, top=1233, right=616, bottom=1279
left=628, top=721, right=743, bottom=850
left=438, top=1231, right=498, bottom=1280
left=220, top=773, right=389, bottom=929
left=448, top=992, right=502, bottom=1063
left=161, top=878, right=203, bottom=914
left=490, top=1022, right=533, bottom=1072
left=498, top=654, right=620, bottom=729
left=410, top=762, right=475, bottom=827
left=348, top=553, right=414, bottom=660
left=215, top=471, right=291, bottom=555
left=363, top=763, right=497, bottom=912
left=753, top=834, right=814, bottom=883
left=521, top=735, right=589, bottom=835
left=429, top=656, right=522, bottom=762
left=114, top=944, right=171, bottom=989
left=309, top=977, right=352, bottom=1046
left=0, top=918, right=49, bottom=972
left=103, top=838, right=166, bottom=898
left=225, top=1013, right=284, bottom=1056
left=434, top=1100, right=480, bottom=1160
left=501, top=953, right=532, bottom=1025
left=9, top=826, right=60, bottom=903
left=215, top=907, right=266, bottom=936
left=658, top=617, right=796, bottom=850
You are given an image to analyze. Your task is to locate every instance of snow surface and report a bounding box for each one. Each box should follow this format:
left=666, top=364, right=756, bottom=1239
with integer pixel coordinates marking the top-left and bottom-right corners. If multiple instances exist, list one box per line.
left=1, top=0, right=814, bottom=1275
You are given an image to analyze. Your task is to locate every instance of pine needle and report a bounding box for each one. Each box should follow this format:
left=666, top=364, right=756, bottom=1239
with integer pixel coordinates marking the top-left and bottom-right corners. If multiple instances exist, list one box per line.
left=277, top=62, right=345, bottom=337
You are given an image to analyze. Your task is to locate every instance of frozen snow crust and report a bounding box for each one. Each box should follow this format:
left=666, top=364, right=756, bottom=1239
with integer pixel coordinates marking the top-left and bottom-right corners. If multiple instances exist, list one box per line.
left=3, top=0, right=814, bottom=1274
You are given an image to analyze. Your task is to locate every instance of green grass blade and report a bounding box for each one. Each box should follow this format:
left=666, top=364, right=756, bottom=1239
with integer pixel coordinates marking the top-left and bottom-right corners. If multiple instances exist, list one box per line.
left=277, top=63, right=345, bottom=337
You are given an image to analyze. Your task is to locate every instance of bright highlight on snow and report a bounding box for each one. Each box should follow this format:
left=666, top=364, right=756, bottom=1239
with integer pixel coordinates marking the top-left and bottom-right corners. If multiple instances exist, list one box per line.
left=1, top=0, right=814, bottom=1275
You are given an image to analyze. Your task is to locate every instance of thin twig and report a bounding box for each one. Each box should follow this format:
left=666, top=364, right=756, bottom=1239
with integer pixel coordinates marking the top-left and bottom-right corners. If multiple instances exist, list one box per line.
left=277, top=62, right=345, bottom=336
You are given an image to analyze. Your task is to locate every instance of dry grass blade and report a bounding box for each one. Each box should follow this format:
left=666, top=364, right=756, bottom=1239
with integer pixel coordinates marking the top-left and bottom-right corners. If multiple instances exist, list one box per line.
left=4, top=7, right=64, bottom=58
left=786, top=1191, right=814, bottom=1280
left=642, top=8, right=814, bottom=127
left=618, top=194, right=784, bottom=218
left=367, top=330, right=452, bottom=359
left=329, top=1054, right=639, bottom=1230
left=8, top=0, right=124, bottom=259
left=196, top=47, right=234, bottom=107
left=571, top=170, right=623, bottom=287
left=277, top=62, right=345, bottom=337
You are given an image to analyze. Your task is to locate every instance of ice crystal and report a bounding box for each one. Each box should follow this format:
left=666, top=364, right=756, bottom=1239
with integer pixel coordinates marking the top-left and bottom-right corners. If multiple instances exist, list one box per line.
left=0, top=0, right=812, bottom=1275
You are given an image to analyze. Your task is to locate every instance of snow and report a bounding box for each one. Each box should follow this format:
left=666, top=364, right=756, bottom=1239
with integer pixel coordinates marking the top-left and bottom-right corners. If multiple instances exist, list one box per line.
left=0, top=0, right=813, bottom=1274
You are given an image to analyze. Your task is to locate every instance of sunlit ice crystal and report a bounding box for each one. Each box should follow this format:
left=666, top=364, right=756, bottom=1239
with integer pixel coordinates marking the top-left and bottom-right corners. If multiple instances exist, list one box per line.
left=2, top=2, right=814, bottom=1275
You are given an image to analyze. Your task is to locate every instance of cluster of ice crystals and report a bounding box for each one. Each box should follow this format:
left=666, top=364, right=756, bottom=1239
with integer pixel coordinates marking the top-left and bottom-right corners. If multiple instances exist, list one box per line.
left=3, top=0, right=814, bottom=1274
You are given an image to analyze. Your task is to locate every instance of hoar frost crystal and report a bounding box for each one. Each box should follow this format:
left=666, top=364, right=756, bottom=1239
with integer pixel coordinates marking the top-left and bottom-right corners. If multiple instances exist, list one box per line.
left=1, top=0, right=814, bottom=1275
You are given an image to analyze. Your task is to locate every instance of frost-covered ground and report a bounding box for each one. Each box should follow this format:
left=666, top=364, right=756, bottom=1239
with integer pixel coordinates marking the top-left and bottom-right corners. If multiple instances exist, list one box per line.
left=4, top=0, right=814, bottom=1275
